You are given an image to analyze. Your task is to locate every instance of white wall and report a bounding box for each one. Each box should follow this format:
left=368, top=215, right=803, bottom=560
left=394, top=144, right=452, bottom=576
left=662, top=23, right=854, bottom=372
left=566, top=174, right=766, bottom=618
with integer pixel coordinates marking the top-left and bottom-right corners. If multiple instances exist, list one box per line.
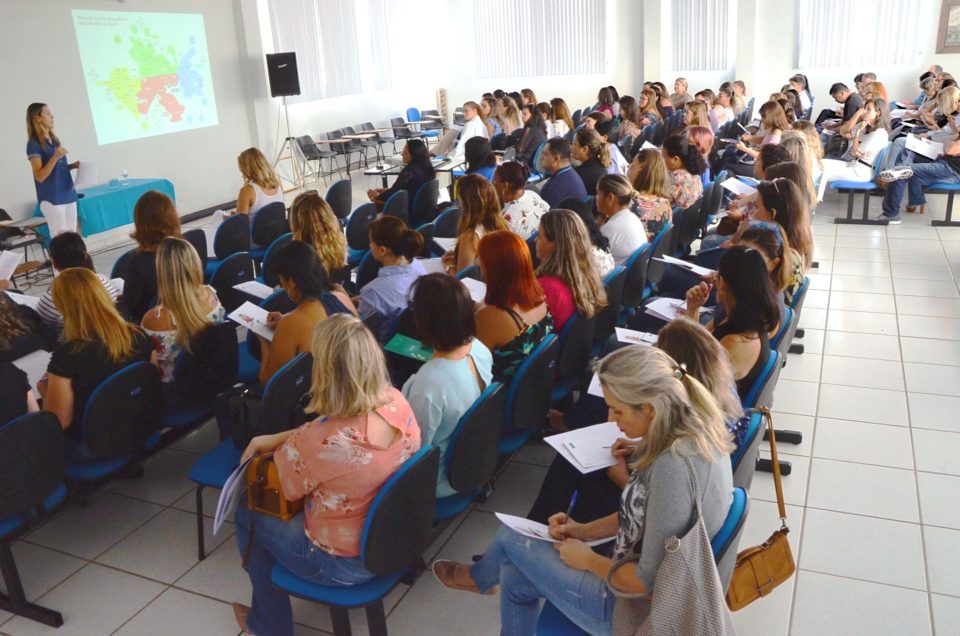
left=0, top=0, right=256, bottom=221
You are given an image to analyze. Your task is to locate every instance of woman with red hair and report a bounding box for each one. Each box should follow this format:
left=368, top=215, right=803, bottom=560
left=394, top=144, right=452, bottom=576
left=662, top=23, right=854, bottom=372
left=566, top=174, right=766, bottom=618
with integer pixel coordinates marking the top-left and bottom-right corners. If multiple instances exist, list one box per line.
left=475, top=230, right=553, bottom=382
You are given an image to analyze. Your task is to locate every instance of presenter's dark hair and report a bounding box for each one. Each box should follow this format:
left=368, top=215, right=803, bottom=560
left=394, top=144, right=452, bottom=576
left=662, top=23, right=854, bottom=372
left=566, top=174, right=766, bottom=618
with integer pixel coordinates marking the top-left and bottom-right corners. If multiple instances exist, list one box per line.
left=49, top=232, right=94, bottom=271
left=26, top=103, right=58, bottom=149
left=410, top=273, right=477, bottom=351
left=271, top=240, right=331, bottom=299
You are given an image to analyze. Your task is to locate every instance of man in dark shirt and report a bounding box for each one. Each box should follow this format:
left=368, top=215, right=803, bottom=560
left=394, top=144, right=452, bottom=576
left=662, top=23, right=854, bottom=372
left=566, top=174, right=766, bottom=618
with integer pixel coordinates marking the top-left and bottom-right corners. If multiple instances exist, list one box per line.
left=539, top=138, right=587, bottom=207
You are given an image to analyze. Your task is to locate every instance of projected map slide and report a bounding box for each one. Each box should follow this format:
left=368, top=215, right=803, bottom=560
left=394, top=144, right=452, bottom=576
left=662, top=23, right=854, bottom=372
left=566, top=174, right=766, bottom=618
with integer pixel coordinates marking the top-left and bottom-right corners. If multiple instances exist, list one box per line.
left=72, top=10, right=219, bottom=145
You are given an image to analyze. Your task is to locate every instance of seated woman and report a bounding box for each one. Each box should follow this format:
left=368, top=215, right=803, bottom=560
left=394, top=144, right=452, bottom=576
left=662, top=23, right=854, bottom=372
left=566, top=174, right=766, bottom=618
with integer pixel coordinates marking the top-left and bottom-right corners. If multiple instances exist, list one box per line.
left=480, top=96, right=503, bottom=139
left=39, top=268, right=153, bottom=443
left=713, top=88, right=737, bottom=129
left=788, top=73, right=813, bottom=113
left=256, top=241, right=357, bottom=386
left=534, top=210, right=607, bottom=331
left=597, top=174, right=647, bottom=266
left=463, top=136, right=497, bottom=182
left=682, top=100, right=712, bottom=132
left=494, top=161, right=549, bottom=240
left=670, top=76, right=695, bottom=109
left=122, top=190, right=181, bottom=322
left=572, top=127, right=612, bottom=196
left=289, top=191, right=348, bottom=279
left=627, top=148, right=674, bottom=239
left=738, top=222, right=801, bottom=307
left=817, top=98, right=891, bottom=201
left=443, top=174, right=510, bottom=275
left=715, top=100, right=788, bottom=178
left=766, top=159, right=817, bottom=216
left=752, top=177, right=814, bottom=272
left=37, top=231, right=119, bottom=326
left=0, top=304, right=42, bottom=425
left=650, top=82, right=675, bottom=119
left=564, top=200, right=616, bottom=277
left=637, top=88, right=662, bottom=127
left=788, top=121, right=825, bottom=184
left=516, top=105, right=548, bottom=166
left=475, top=231, right=553, bottom=383
left=684, top=245, right=780, bottom=403
left=661, top=134, right=707, bottom=209
left=550, top=97, right=574, bottom=139
left=232, top=147, right=284, bottom=247
left=530, top=318, right=745, bottom=524
left=779, top=135, right=821, bottom=204
left=401, top=274, right=493, bottom=497
left=594, top=87, right=616, bottom=119
left=141, top=237, right=225, bottom=385
left=434, top=344, right=734, bottom=636
left=233, top=314, right=421, bottom=636
left=367, top=139, right=435, bottom=216
left=617, top=96, right=642, bottom=141
left=0, top=293, right=47, bottom=364
left=498, top=96, right=523, bottom=138
left=357, top=216, right=426, bottom=337
left=879, top=86, right=960, bottom=186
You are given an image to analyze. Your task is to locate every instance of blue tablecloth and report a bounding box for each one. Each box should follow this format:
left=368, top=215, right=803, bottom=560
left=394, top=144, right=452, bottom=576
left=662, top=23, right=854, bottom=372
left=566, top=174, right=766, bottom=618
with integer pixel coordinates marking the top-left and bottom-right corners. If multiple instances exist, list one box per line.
left=33, top=178, right=176, bottom=238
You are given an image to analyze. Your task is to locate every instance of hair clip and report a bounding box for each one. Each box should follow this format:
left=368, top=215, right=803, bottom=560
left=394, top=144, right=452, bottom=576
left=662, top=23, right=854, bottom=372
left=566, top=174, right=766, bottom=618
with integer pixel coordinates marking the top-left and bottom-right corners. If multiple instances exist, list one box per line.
left=673, top=363, right=688, bottom=379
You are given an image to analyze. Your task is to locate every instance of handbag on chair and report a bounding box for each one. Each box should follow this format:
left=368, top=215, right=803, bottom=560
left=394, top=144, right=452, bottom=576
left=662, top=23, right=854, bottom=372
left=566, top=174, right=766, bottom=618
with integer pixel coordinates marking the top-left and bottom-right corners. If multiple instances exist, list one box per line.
left=726, top=407, right=796, bottom=611
left=246, top=453, right=303, bottom=522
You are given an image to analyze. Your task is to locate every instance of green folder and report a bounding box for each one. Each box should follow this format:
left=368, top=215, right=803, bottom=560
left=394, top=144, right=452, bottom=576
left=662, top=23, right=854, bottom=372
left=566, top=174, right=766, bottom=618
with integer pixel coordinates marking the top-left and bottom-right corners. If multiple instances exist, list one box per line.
left=384, top=334, right=434, bottom=362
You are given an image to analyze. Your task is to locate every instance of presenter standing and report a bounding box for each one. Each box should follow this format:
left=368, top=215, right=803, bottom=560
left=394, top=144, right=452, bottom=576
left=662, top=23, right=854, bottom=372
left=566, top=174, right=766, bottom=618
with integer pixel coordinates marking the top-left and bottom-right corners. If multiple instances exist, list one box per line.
left=26, top=103, right=79, bottom=237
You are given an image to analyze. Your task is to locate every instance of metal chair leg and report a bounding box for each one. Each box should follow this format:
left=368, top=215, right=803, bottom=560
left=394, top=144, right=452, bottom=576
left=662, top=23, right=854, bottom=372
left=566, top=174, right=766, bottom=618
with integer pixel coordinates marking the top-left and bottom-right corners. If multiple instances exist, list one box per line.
left=196, top=485, right=206, bottom=561
left=330, top=606, right=353, bottom=636
left=0, top=540, right=64, bottom=627
left=366, top=601, right=388, bottom=636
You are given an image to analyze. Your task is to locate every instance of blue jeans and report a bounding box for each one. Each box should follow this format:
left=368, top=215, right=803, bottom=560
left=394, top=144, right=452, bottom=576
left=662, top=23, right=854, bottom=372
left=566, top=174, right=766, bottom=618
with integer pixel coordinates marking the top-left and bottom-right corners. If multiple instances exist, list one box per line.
left=882, top=160, right=960, bottom=218
left=234, top=503, right=374, bottom=636
left=470, top=527, right=616, bottom=636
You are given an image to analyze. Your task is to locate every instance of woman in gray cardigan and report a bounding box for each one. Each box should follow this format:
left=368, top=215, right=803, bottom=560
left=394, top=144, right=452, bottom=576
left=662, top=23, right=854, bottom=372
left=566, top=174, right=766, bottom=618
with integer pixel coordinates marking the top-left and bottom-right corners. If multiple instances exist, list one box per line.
left=433, top=345, right=734, bottom=636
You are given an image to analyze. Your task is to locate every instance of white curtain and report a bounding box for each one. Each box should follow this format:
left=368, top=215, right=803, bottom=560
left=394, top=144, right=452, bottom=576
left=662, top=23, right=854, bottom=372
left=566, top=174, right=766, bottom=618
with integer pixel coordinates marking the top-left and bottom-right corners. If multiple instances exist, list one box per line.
left=367, top=0, right=393, bottom=91
left=473, top=0, right=605, bottom=79
left=671, top=0, right=732, bottom=71
left=797, top=0, right=925, bottom=68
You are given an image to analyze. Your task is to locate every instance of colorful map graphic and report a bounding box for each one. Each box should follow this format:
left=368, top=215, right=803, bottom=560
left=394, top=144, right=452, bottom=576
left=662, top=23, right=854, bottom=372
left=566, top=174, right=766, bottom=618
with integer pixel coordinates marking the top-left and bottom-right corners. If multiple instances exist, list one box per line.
left=73, top=11, right=219, bottom=145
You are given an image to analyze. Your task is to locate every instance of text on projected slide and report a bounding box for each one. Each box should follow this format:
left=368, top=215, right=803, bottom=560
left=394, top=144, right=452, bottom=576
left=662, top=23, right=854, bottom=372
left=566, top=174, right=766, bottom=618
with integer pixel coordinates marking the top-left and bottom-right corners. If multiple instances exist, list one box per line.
left=72, top=10, right=219, bottom=145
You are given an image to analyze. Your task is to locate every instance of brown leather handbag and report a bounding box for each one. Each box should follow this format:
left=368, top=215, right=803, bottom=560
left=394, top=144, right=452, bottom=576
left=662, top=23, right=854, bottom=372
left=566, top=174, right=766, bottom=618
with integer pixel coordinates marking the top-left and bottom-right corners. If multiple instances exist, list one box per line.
left=726, top=408, right=796, bottom=611
left=246, top=453, right=303, bottom=522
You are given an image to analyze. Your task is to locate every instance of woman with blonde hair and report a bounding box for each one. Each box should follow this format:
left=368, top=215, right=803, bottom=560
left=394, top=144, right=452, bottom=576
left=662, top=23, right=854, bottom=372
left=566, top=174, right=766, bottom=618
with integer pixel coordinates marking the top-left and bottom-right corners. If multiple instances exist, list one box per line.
left=142, top=237, right=225, bottom=383
left=39, top=268, right=153, bottom=438
left=434, top=344, right=734, bottom=635
left=26, top=103, right=80, bottom=238
left=498, top=96, right=523, bottom=137
left=289, top=191, right=347, bottom=277
left=637, top=88, right=662, bottom=127
left=627, top=148, right=673, bottom=238
left=233, top=313, right=421, bottom=636
left=682, top=100, right=711, bottom=131
left=443, top=174, right=509, bottom=274
left=534, top=210, right=607, bottom=331
left=233, top=148, right=284, bottom=245
left=778, top=137, right=820, bottom=206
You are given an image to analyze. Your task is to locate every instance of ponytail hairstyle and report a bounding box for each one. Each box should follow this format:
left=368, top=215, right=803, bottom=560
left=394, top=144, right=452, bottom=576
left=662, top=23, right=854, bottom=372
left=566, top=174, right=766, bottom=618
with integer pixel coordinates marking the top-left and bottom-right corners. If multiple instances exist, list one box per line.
left=367, top=215, right=424, bottom=261
left=662, top=134, right=708, bottom=176
left=739, top=223, right=792, bottom=293
left=574, top=127, right=611, bottom=168
left=537, top=210, right=607, bottom=318
left=596, top=173, right=635, bottom=208
left=49, top=232, right=94, bottom=272
left=756, top=177, right=814, bottom=268
left=596, top=345, right=734, bottom=471
left=717, top=245, right=781, bottom=337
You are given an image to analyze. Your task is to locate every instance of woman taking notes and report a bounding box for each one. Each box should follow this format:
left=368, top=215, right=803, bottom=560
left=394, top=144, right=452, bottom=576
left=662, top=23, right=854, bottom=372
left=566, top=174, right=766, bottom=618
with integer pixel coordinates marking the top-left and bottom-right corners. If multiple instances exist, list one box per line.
left=26, top=103, right=79, bottom=237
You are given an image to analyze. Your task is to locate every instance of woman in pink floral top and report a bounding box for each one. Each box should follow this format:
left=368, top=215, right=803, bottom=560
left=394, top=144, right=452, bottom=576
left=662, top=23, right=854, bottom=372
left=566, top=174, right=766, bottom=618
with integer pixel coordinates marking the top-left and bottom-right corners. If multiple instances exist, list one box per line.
left=661, top=135, right=706, bottom=210
left=628, top=149, right=675, bottom=239
left=233, top=314, right=421, bottom=636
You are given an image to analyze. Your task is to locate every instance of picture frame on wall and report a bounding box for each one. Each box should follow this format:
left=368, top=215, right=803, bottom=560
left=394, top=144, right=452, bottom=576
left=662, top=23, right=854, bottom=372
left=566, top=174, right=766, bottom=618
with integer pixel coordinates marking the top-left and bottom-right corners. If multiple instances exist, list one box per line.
left=938, top=0, right=960, bottom=53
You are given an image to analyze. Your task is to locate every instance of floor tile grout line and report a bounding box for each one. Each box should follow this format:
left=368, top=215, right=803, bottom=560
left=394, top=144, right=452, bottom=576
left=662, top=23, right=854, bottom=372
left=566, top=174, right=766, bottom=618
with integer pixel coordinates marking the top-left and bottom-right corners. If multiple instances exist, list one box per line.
left=796, top=566, right=932, bottom=596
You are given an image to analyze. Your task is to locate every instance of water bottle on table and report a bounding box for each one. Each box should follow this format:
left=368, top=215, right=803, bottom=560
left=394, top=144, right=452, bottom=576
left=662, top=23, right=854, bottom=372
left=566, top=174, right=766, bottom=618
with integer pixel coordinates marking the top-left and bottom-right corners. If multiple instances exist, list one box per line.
left=120, top=168, right=129, bottom=186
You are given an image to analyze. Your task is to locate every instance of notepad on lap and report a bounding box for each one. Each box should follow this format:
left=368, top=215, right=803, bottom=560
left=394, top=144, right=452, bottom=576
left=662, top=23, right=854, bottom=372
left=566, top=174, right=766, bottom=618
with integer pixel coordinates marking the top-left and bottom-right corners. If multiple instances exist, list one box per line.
left=432, top=237, right=457, bottom=252
left=653, top=254, right=716, bottom=277
left=495, top=513, right=615, bottom=546
left=233, top=280, right=273, bottom=300
left=614, top=327, right=657, bottom=346
left=384, top=334, right=434, bottom=362
left=4, top=290, right=40, bottom=311
left=228, top=301, right=275, bottom=341
left=906, top=134, right=944, bottom=160
left=416, top=257, right=446, bottom=274
left=720, top=177, right=757, bottom=197
left=545, top=422, right=631, bottom=472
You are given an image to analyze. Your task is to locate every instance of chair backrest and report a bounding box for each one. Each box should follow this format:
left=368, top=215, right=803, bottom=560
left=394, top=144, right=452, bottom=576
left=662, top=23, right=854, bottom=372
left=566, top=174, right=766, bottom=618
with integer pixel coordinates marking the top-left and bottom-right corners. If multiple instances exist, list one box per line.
left=172, top=322, right=240, bottom=403
left=415, top=223, right=436, bottom=258
left=210, top=252, right=256, bottom=313
left=182, top=228, right=208, bottom=264
left=346, top=202, right=379, bottom=250
left=0, top=412, right=65, bottom=518
left=554, top=312, right=597, bottom=387
left=594, top=266, right=627, bottom=344
left=456, top=264, right=482, bottom=281
left=251, top=201, right=289, bottom=248
left=361, top=311, right=382, bottom=338
left=732, top=411, right=765, bottom=489
left=406, top=107, right=422, bottom=123
left=503, top=334, right=558, bottom=430
left=382, top=190, right=410, bottom=223
left=742, top=349, right=781, bottom=410
left=82, top=361, right=162, bottom=457
left=361, top=445, right=440, bottom=575
left=260, top=351, right=314, bottom=435
left=296, top=135, right=320, bottom=161
left=871, top=146, right=889, bottom=181
left=357, top=250, right=383, bottom=289
left=618, top=135, right=634, bottom=158
left=788, top=276, right=810, bottom=312
left=326, top=129, right=347, bottom=153
left=644, top=224, right=674, bottom=289
left=433, top=207, right=461, bottom=238
left=446, top=383, right=506, bottom=493
left=571, top=108, right=582, bottom=126
left=412, top=179, right=441, bottom=226
left=673, top=198, right=704, bottom=256
left=712, top=486, right=750, bottom=591
left=391, top=117, right=412, bottom=139
left=620, top=244, right=651, bottom=310
left=526, top=232, right=540, bottom=269
left=771, top=306, right=795, bottom=353
left=260, top=232, right=294, bottom=288
left=530, top=143, right=548, bottom=178
left=214, top=213, right=251, bottom=260
left=110, top=248, right=138, bottom=280
left=325, top=179, right=353, bottom=221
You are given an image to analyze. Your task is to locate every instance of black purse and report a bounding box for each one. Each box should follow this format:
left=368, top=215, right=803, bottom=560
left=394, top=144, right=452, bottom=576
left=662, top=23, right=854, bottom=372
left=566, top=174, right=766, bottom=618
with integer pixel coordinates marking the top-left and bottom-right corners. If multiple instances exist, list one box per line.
left=228, top=385, right=264, bottom=450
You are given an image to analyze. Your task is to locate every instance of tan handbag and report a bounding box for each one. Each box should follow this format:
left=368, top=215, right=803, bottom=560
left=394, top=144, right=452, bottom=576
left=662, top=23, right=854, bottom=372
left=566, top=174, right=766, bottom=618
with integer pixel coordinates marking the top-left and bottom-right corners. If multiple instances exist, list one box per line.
left=726, top=407, right=796, bottom=611
left=246, top=453, right=303, bottom=522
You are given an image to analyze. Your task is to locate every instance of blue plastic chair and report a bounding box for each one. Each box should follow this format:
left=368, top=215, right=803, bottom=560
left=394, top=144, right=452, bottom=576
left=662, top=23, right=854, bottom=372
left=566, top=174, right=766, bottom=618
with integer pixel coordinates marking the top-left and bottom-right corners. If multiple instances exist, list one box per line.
left=406, top=107, right=440, bottom=140
left=110, top=247, right=138, bottom=281
left=742, top=349, right=781, bottom=411
left=551, top=311, right=597, bottom=403
left=205, top=214, right=251, bottom=279
left=829, top=146, right=889, bottom=224
left=499, top=334, right=559, bottom=454
left=255, top=232, right=293, bottom=288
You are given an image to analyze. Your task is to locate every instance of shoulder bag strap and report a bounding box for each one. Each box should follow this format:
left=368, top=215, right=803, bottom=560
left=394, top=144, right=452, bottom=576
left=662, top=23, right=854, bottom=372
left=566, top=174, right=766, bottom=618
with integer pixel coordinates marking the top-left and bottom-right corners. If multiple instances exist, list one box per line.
left=760, top=406, right=788, bottom=530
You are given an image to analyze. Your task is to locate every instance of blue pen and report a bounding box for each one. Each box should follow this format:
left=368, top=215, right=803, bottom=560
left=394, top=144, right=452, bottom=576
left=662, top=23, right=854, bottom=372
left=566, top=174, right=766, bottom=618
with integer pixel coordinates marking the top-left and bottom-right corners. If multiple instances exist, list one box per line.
left=565, top=490, right=579, bottom=520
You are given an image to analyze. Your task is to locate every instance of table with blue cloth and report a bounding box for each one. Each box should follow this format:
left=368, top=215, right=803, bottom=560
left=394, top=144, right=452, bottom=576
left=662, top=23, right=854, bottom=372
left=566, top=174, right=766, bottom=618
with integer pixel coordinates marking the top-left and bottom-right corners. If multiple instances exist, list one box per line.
left=32, top=178, right=176, bottom=238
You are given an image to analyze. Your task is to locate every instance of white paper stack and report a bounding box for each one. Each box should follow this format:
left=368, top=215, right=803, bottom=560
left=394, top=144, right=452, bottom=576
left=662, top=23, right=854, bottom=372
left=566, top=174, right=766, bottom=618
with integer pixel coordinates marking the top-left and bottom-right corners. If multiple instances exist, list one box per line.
left=417, top=257, right=447, bottom=274
left=653, top=254, right=716, bottom=277
left=641, top=140, right=658, bottom=151
left=12, top=349, right=52, bottom=393
left=545, top=422, right=631, bottom=473
left=110, top=278, right=125, bottom=295
left=720, top=177, right=757, bottom=197
left=4, top=290, right=40, bottom=311
left=228, top=301, right=275, bottom=341
left=233, top=280, right=274, bottom=300
left=614, top=327, right=658, bottom=346
left=644, top=297, right=687, bottom=322
left=432, top=237, right=457, bottom=252
left=0, top=251, right=24, bottom=281
left=906, top=134, right=944, bottom=160
left=214, top=456, right=254, bottom=534
left=460, top=278, right=487, bottom=303
left=494, top=512, right=616, bottom=546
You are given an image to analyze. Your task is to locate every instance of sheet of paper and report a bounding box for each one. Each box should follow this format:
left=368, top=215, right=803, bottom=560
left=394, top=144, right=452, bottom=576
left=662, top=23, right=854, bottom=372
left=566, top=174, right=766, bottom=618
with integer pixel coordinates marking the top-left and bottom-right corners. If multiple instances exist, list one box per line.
left=74, top=162, right=98, bottom=189
left=641, top=140, right=658, bottom=150
left=233, top=280, right=274, bottom=300
left=228, top=301, right=275, bottom=342
left=417, top=257, right=446, bottom=274
left=720, top=177, right=757, bottom=197
left=587, top=372, right=603, bottom=397
left=432, top=237, right=457, bottom=252
left=460, top=278, right=487, bottom=303
left=12, top=349, right=52, bottom=394
left=0, top=251, right=24, bottom=281
left=654, top=254, right=716, bottom=277
left=545, top=421, right=631, bottom=472
left=495, top=513, right=615, bottom=547
left=110, top=277, right=125, bottom=295
left=906, top=134, right=944, bottom=160
left=614, top=327, right=657, bottom=346
left=214, top=455, right=254, bottom=535
left=4, top=290, right=40, bottom=311
left=644, top=297, right=687, bottom=322
left=889, top=108, right=917, bottom=119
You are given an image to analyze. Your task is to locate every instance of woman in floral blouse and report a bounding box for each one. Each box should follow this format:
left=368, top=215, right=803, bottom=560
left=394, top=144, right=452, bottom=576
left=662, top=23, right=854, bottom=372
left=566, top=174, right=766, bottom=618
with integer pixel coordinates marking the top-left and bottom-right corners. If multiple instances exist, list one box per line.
left=627, top=149, right=674, bottom=239
left=233, top=314, right=421, bottom=636
left=661, top=134, right=706, bottom=210
left=493, top=161, right=550, bottom=240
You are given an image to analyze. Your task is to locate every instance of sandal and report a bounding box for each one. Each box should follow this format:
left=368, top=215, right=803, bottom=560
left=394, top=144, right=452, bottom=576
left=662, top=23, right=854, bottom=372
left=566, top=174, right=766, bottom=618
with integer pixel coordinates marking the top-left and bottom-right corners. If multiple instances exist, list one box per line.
left=906, top=205, right=926, bottom=214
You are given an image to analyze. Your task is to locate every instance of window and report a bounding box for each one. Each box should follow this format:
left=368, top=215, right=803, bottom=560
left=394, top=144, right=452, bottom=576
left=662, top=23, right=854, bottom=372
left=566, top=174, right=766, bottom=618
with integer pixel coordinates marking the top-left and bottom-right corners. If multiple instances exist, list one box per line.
left=796, top=0, right=925, bottom=68
left=473, top=0, right=606, bottom=79
left=268, top=0, right=363, bottom=102
left=669, top=0, right=734, bottom=71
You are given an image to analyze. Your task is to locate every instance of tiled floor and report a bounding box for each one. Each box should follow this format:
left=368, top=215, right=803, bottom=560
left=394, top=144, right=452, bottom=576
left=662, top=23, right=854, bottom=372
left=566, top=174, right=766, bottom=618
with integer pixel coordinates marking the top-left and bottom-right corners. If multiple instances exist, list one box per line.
left=4, top=177, right=960, bottom=635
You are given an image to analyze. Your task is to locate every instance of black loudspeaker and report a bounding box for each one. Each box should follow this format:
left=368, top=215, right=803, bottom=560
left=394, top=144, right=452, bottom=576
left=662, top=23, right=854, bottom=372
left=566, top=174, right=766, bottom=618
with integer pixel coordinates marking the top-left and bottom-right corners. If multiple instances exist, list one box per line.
left=266, top=52, right=300, bottom=98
